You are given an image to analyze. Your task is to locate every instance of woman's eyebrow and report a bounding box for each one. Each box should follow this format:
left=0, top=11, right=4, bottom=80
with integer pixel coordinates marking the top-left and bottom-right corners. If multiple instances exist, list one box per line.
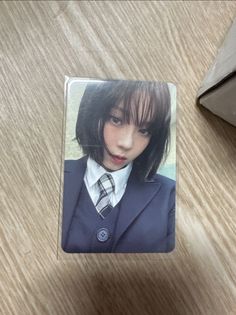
left=111, top=107, right=124, bottom=114
left=139, top=121, right=151, bottom=128
left=115, top=107, right=124, bottom=112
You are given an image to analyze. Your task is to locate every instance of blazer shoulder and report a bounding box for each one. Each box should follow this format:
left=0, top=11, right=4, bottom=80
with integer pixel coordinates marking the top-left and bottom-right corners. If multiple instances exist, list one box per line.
left=64, top=156, right=87, bottom=172
left=152, top=174, right=175, bottom=190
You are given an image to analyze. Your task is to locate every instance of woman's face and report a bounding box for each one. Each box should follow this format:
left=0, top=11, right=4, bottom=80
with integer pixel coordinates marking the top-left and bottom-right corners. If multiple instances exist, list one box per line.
left=102, top=105, right=151, bottom=171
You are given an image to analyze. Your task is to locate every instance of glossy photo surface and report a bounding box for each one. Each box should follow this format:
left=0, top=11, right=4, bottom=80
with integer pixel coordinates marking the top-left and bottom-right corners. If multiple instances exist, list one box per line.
left=61, top=78, right=176, bottom=253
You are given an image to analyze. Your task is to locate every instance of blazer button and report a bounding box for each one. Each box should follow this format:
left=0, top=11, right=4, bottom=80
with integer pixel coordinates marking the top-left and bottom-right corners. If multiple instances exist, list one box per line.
left=97, top=228, right=110, bottom=242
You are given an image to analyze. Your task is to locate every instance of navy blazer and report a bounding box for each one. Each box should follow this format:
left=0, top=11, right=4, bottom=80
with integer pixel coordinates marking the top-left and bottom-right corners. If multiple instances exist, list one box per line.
left=61, top=157, right=176, bottom=253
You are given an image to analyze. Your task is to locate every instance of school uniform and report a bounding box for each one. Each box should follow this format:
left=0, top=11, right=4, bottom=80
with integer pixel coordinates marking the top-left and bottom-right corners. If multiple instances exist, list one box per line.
left=61, top=156, right=176, bottom=253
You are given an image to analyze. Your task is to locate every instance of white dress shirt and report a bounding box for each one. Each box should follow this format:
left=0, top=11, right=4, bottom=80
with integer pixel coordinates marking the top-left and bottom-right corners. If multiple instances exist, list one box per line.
left=84, top=157, right=132, bottom=207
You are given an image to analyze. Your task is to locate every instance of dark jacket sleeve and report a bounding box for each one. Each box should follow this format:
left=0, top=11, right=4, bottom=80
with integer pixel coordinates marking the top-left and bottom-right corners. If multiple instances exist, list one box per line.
left=166, top=183, right=176, bottom=252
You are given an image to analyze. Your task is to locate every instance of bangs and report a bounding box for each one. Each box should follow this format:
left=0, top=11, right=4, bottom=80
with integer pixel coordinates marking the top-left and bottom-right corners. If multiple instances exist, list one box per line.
left=115, top=84, right=160, bottom=131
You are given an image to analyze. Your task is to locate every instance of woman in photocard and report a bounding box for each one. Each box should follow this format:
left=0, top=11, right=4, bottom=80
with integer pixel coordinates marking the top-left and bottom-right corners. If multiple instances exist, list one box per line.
left=61, top=80, right=176, bottom=253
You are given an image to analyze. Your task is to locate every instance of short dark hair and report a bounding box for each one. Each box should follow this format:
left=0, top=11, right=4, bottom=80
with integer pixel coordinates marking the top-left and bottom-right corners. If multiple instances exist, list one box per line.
left=76, top=80, right=171, bottom=181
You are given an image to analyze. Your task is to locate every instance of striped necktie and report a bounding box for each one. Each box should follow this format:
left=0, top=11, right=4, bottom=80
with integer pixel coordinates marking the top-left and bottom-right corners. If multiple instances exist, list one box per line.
left=96, top=173, right=115, bottom=219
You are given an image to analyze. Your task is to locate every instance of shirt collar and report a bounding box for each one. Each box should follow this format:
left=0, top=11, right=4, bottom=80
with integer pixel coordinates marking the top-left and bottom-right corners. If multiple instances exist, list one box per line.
left=86, top=156, right=132, bottom=193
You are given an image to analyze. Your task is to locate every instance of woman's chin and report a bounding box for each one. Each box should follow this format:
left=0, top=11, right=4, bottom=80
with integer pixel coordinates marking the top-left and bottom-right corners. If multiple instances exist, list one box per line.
left=102, top=159, right=128, bottom=172
left=102, top=162, right=122, bottom=172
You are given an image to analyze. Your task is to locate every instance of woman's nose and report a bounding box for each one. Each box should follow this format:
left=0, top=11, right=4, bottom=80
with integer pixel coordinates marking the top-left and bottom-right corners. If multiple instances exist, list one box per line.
left=117, top=126, right=134, bottom=150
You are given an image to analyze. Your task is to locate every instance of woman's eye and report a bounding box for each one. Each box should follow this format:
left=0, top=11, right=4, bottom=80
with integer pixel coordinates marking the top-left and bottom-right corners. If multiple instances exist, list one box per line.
left=139, top=128, right=150, bottom=136
left=110, top=116, right=122, bottom=125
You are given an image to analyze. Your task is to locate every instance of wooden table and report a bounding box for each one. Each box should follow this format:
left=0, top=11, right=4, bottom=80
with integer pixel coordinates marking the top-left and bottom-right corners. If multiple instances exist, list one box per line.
left=1, top=1, right=236, bottom=314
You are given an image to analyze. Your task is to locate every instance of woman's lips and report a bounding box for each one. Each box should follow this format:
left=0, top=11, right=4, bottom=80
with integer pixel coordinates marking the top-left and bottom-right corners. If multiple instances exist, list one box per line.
left=110, top=154, right=127, bottom=165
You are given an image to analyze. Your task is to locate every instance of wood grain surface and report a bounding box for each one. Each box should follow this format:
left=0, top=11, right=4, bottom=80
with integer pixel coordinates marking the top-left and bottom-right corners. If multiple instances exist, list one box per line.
left=1, top=1, right=236, bottom=314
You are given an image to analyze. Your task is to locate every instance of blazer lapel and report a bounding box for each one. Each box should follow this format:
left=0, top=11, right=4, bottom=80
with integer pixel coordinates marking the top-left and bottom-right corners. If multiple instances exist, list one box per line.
left=112, top=172, right=162, bottom=250
left=62, top=157, right=87, bottom=247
